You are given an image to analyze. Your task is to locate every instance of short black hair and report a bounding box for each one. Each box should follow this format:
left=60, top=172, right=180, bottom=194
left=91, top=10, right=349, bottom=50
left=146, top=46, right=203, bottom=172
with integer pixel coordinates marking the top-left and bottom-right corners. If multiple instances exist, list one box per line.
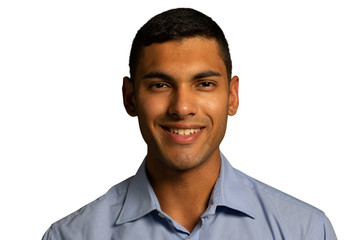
left=129, top=8, right=232, bottom=80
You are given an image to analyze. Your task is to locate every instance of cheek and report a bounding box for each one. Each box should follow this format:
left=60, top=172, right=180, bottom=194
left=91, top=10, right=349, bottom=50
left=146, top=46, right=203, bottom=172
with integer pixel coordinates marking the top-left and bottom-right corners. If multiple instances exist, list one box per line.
left=137, top=95, right=167, bottom=129
left=199, top=96, right=228, bottom=150
left=202, top=94, right=229, bottom=139
left=201, top=93, right=229, bottom=123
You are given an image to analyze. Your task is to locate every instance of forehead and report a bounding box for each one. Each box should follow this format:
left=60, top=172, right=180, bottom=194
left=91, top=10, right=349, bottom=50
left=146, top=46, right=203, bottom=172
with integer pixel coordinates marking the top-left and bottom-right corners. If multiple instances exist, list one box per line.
left=135, top=37, right=227, bottom=80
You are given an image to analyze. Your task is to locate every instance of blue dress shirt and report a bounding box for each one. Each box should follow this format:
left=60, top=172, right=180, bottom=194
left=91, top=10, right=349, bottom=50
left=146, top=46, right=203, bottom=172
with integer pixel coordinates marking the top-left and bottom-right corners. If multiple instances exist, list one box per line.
left=42, top=153, right=337, bottom=239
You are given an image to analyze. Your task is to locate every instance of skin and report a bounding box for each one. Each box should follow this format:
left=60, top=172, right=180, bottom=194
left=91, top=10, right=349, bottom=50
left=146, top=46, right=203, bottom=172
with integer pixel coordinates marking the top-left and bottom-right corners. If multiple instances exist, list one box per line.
left=123, top=37, right=239, bottom=231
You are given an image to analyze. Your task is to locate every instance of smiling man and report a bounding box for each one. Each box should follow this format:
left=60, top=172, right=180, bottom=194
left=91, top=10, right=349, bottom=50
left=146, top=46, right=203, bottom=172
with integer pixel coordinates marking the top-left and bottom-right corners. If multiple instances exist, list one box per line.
left=42, top=8, right=337, bottom=240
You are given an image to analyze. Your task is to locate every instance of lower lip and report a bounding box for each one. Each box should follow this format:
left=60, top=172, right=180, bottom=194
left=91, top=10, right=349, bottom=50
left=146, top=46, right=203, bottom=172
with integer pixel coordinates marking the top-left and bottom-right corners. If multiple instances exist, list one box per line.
left=162, top=127, right=204, bottom=144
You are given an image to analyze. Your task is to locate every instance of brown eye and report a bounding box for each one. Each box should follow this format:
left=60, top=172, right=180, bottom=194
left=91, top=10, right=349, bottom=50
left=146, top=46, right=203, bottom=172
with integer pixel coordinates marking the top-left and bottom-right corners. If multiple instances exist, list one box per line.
left=197, top=81, right=216, bottom=88
left=151, top=83, right=168, bottom=89
left=199, top=82, right=212, bottom=87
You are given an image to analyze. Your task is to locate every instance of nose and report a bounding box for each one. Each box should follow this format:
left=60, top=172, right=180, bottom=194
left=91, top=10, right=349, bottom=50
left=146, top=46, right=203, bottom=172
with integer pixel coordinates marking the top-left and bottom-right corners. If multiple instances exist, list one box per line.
left=168, top=86, right=197, bottom=119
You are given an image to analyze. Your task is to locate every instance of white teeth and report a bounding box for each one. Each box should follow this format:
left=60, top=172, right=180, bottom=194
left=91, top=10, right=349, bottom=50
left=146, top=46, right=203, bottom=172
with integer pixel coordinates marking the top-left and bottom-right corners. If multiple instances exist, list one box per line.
left=169, top=128, right=201, bottom=135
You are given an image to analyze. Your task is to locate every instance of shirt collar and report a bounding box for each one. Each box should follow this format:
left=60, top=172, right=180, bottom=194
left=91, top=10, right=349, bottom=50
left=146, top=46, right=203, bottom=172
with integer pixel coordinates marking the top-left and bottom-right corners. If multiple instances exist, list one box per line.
left=116, top=160, right=160, bottom=225
left=207, top=153, right=256, bottom=219
left=116, top=153, right=256, bottom=225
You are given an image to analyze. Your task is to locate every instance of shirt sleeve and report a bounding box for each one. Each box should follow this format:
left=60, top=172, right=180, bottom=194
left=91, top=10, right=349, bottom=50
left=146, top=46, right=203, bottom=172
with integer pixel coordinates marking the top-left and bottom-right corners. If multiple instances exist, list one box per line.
left=42, top=227, right=57, bottom=240
left=323, top=215, right=337, bottom=240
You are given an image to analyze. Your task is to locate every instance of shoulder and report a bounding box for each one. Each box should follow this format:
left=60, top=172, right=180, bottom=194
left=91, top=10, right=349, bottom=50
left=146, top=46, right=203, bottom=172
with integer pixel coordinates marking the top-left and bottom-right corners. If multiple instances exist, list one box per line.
left=234, top=167, right=324, bottom=215
left=44, top=177, right=133, bottom=240
left=221, top=155, right=328, bottom=221
left=232, top=168, right=336, bottom=238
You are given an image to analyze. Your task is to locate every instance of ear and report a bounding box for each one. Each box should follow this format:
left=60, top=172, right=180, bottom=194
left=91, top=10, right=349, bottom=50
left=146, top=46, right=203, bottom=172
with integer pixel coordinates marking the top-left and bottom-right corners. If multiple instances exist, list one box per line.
left=228, top=75, right=239, bottom=116
left=122, top=77, right=137, bottom=116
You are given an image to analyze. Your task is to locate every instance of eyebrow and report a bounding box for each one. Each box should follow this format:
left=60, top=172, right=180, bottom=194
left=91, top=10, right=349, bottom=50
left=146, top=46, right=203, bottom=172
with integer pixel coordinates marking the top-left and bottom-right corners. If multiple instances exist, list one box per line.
left=142, top=70, right=222, bottom=81
left=193, top=70, right=222, bottom=79
left=142, top=72, right=173, bottom=81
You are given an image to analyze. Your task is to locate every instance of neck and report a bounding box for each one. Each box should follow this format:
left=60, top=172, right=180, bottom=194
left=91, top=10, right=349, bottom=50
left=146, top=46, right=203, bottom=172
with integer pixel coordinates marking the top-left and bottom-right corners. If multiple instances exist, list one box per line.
left=146, top=150, right=221, bottom=232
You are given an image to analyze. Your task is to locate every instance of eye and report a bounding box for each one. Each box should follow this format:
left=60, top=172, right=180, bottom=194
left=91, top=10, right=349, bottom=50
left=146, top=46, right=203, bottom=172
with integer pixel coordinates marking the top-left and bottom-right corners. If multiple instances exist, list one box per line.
left=197, top=81, right=216, bottom=88
left=150, top=83, right=169, bottom=89
left=148, top=82, right=172, bottom=92
left=199, top=81, right=213, bottom=87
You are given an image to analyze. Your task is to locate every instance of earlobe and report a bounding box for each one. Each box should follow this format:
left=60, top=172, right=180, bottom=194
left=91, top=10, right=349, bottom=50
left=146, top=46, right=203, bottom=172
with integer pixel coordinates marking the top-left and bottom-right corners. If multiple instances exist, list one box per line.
left=122, top=77, right=137, bottom=117
left=228, top=76, right=239, bottom=116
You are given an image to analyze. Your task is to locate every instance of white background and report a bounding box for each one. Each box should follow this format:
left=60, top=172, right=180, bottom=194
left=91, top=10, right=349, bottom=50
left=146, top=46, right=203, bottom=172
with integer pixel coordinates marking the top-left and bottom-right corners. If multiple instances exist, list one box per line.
left=1, top=0, right=359, bottom=239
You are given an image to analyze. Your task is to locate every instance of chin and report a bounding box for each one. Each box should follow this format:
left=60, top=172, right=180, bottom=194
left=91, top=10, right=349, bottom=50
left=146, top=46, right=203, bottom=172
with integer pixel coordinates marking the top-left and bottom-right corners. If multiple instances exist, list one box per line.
left=160, top=151, right=208, bottom=171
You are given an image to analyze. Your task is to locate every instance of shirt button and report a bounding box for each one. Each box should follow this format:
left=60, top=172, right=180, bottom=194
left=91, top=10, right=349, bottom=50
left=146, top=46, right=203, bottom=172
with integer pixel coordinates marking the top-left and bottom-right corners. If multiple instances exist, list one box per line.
left=158, top=212, right=166, bottom=218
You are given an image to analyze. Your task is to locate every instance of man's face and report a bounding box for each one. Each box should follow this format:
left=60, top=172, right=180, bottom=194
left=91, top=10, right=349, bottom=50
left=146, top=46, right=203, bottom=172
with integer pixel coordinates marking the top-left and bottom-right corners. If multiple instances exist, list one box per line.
left=124, top=37, right=239, bottom=171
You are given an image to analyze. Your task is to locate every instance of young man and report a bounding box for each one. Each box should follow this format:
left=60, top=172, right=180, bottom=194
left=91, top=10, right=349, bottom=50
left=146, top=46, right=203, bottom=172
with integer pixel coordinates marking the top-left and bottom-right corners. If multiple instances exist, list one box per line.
left=43, top=8, right=337, bottom=239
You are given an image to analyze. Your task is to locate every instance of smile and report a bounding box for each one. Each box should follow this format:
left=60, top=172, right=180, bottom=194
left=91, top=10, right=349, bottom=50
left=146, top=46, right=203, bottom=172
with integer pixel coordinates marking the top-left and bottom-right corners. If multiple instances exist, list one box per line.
left=168, top=128, right=201, bottom=135
left=162, top=126, right=204, bottom=136
left=161, top=126, right=204, bottom=144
